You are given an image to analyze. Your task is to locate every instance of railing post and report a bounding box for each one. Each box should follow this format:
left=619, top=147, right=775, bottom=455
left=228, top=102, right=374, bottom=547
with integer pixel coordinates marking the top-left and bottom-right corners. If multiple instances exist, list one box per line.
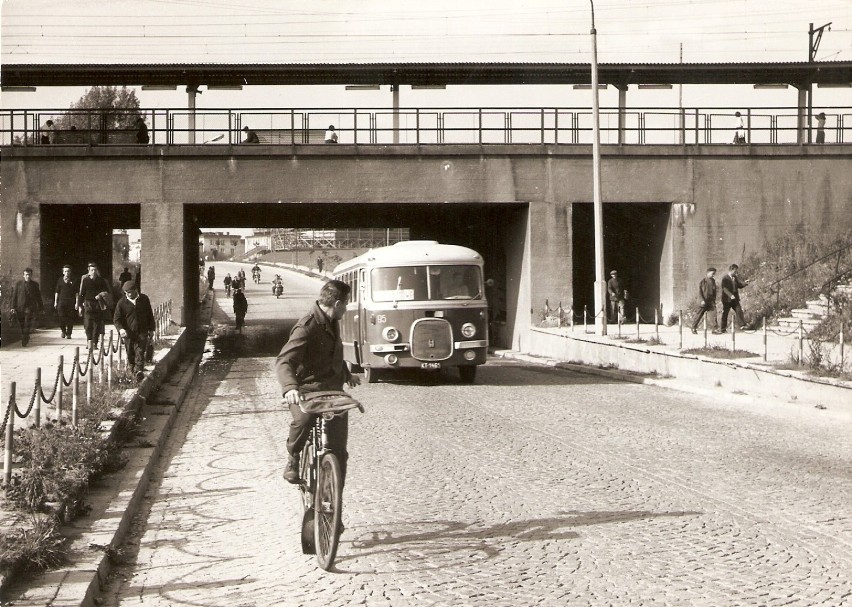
left=636, top=307, right=640, bottom=340
left=583, top=305, right=588, bottom=333
left=86, top=349, right=93, bottom=408
left=654, top=308, right=659, bottom=341
left=678, top=310, right=683, bottom=349
left=4, top=383, right=14, bottom=486
left=478, top=108, right=483, bottom=145
left=763, top=322, right=768, bottom=362
left=841, top=324, right=845, bottom=369
left=108, top=332, right=114, bottom=390
left=72, top=348, right=80, bottom=427
left=798, top=320, right=804, bottom=363
left=57, top=355, right=64, bottom=421
left=704, top=314, right=708, bottom=347
left=416, top=108, right=420, bottom=146
left=34, top=368, right=41, bottom=428
left=731, top=321, right=737, bottom=352
left=353, top=110, right=357, bottom=146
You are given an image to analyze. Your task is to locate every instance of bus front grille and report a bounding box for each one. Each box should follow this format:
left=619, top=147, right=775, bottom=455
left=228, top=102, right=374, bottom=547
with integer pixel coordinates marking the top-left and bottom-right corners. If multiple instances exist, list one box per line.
left=410, top=318, right=453, bottom=360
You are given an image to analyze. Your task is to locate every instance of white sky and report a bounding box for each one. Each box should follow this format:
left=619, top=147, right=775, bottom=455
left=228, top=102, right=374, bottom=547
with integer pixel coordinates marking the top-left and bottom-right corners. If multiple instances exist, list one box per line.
left=1, top=0, right=850, bottom=110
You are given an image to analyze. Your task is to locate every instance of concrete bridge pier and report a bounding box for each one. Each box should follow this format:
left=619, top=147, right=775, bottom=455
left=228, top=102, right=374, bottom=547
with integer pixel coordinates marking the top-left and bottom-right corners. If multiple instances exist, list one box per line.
left=141, top=203, right=199, bottom=327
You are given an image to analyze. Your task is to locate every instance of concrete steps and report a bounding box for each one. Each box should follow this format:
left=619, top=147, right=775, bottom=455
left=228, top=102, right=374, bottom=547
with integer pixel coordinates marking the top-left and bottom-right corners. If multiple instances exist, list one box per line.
left=771, top=285, right=850, bottom=333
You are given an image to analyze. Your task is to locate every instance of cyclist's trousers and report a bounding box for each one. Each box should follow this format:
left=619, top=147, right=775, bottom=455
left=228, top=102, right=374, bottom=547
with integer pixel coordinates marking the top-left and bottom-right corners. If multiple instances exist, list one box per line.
left=287, top=403, right=349, bottom=483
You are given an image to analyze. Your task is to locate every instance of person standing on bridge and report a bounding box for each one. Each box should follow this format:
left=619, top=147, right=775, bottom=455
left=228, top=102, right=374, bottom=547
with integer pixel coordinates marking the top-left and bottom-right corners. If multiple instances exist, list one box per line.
left=10, top=267, right=44, bottom=347
left=324, top=125, right=338, bottom=144
left=242, top=126, right=260, bottom=144
left=733, top=111, right=746, bottom=144
left=135, top=117, right=149, bottom=144
left=40, top=119, right=54, bottom=144
left=54, top=264, right=78, bottom=339
left=816, top=112, right=827, bottom=144
left=77, top=262, right=110, bottom=350
left=113, top=281, right=155, bottom=383
left=276, top=279, right=360, bottom=485
left=691, top=267, right=720, bottom=334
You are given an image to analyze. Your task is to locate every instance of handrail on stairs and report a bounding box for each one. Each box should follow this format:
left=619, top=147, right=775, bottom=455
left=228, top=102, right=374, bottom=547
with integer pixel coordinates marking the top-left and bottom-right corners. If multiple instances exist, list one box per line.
left=768, top=241, right=852, bottom=309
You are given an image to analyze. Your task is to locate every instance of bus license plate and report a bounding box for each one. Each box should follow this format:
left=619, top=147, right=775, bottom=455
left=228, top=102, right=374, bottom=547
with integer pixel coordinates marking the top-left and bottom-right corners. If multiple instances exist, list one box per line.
left=420, top=362, right=441, bottom=369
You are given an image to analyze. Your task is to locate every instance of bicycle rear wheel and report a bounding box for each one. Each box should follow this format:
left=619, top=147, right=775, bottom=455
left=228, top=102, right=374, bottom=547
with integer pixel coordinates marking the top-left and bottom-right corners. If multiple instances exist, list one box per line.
left=314, top=452, right=343, bottom=570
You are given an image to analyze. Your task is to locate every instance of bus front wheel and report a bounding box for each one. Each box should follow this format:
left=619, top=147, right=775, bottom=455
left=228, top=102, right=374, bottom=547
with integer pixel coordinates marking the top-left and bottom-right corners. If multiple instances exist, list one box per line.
left=364, top=367, right=380, bottom=384
left=458, top=366, right=477, bottom=384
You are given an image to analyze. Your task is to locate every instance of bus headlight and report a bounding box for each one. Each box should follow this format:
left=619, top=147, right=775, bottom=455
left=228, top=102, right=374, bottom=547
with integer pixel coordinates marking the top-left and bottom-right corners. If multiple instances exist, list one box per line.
left=460, top=323, right=476, bottom=338
left=464, top=350, right=476, bottom=361
left=382, top=326, right=400, bottom=342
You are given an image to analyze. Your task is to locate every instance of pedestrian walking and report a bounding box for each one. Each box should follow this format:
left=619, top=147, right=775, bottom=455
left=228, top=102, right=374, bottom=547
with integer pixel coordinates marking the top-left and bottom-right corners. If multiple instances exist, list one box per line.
left=118, top=266, right=133, bottom=287
left=233, top=286, right=248, bottom=331
left=224, top=273, right=232, bottom=297
left=691, top=267, right=720, bottom=334
left=113, top=280, right=156, bottom=383
left=276, top=279, right=360, bottom=485
left=10, top=267, right=44, bottom=346
left=207, top=265, right=216, bottom=290
left=606, top=270, right=626, bottom=324
left=720, top=263, right=750, bottom=332
left=54, top=264, right=78, bottom=339
left=77, top=262, right=110, bottom=349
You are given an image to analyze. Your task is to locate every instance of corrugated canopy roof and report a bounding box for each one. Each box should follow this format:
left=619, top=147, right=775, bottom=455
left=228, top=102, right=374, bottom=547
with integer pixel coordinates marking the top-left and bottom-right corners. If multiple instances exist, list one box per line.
left=2, top=61, right=851, bottom=88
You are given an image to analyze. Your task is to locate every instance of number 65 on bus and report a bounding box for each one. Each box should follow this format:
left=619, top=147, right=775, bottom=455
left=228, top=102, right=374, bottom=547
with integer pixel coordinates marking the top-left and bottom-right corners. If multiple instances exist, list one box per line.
left=332, top=241, right=488, bottom=384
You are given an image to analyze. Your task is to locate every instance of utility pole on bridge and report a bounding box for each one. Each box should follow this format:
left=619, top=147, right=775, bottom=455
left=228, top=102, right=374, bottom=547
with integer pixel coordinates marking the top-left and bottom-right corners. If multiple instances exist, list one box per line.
left=807, top=22, right=832, bottom=143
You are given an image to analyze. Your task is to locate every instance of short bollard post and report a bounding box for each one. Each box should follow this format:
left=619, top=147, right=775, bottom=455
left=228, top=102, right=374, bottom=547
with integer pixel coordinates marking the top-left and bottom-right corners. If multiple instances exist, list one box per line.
left=678, top=311, right=683, bottom=349
left=798, top=320, right=804, bottom=363
left=108, top=344, right=114, bottom=390
left=34, top=368, right=42, bottom=428
left=763, top=323, right=768, bottom=362
left=4, top=383, right=15, bottom=486
left=72, top=348, right=80, bottom=427
left=98, top=342, right=105, bottom=385
left=840, top=325, right=845, bottom=369
left=703, top=314, right=708, bottom=347
left=732, top=321, right=737, bottom=352
left=57, top=355, right=64, bottom=421
left=654, top=308, right=659, bottom=341
left=86, top=349, right=93, bottom=408
left=584, top=306, right=588, bottom=333
left=636, top=307, right=640, bottom=340
left=557, top=302, right=564, bottom=328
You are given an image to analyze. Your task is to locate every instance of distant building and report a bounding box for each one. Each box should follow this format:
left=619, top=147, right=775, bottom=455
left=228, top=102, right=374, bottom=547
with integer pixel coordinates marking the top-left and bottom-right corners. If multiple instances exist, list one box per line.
left=199, top=232, right=245, bottom=261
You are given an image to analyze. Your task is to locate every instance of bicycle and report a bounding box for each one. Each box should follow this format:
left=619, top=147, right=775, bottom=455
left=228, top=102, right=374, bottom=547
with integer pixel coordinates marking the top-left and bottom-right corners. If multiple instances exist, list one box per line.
left=296, top=390, right=364, bottom=570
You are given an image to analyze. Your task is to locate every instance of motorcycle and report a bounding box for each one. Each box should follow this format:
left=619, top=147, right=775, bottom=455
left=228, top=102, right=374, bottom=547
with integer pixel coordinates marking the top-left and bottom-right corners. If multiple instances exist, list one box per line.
left=273, top=281, right=283, bottom=298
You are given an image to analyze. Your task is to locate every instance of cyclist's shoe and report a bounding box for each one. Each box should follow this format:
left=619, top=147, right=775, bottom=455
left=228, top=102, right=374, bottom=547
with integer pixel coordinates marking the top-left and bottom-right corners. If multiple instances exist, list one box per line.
left=282, top=455, right=300, bottom=484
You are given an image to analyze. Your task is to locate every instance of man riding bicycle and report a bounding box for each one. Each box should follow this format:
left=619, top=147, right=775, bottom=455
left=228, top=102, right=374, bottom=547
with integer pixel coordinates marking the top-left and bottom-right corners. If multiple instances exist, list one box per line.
left=252, top=264, right=261, bottom=283
left=276, top=280, right=360, bottom=484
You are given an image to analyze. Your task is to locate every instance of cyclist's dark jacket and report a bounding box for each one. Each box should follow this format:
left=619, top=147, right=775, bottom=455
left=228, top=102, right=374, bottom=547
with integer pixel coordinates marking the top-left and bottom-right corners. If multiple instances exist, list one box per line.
left=275, top=301, right=352, bottom=396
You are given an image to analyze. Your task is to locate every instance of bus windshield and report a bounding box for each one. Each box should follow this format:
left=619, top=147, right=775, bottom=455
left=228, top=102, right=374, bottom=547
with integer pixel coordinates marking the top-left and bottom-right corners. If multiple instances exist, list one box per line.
left=371, top=265, right=482, bottom=302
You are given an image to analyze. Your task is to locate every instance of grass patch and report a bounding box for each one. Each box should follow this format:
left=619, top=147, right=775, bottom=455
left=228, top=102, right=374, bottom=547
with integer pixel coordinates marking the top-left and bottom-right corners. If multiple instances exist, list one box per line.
left=682, top=345, right=759, bottom=359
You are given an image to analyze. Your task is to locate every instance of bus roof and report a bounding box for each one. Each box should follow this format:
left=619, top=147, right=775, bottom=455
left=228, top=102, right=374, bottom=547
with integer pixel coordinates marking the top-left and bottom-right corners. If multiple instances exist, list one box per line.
left=333, top=241, right=483, bottom=274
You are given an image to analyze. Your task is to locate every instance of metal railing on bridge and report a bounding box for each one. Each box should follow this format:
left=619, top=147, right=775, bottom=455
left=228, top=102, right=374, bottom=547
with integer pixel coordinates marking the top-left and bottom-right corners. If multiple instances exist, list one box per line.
left=2, top=106, right=850, bottom=147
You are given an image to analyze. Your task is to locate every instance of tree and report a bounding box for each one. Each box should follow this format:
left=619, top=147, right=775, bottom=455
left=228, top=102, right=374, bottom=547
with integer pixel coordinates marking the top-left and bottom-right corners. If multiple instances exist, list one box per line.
left=54, top=86, right=142, bottom=144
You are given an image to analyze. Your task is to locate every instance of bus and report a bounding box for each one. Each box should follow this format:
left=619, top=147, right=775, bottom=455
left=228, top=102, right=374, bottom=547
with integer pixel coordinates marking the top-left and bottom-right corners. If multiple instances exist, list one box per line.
left=332, top=240, right=488, bottom=383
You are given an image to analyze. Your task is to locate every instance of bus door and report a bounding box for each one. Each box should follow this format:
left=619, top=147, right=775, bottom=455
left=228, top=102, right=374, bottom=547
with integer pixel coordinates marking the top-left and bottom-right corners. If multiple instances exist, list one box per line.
left=356, top=267, right=368, bottom=366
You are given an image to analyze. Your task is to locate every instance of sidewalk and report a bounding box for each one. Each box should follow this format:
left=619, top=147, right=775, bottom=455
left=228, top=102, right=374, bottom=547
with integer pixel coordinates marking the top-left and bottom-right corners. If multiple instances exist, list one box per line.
left=524, top=320, right=852, bottom=414
left=1, top=327, right=106, bottom=425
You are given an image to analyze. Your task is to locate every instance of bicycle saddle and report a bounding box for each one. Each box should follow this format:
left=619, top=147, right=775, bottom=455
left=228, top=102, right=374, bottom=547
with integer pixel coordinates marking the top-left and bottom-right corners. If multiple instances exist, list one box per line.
left=298, top=391, right=364, bottom=415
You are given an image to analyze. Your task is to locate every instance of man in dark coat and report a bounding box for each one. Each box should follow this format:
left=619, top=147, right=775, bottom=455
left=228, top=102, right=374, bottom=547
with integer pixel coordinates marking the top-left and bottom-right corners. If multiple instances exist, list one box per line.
left=77, top=262, right=110, bottom=349
left=275, top=280, right=360, bottom=484
left=720, top=263, right=750, bottom=332
left=10, top=267, right=44, bottom=346
left=54, top=264, right=78, bottom=339
left=606, top=270, right=626, bottom=324
left=691, top=267, right=720, bottom=334
left=113, top=280, right=156, bottom=383
left=233, top=286, right=248, bottom=331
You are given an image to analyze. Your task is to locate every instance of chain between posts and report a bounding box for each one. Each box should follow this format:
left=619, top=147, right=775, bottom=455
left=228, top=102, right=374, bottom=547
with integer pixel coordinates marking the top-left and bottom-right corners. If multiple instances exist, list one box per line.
left=2, top=299, right=172, bottom=482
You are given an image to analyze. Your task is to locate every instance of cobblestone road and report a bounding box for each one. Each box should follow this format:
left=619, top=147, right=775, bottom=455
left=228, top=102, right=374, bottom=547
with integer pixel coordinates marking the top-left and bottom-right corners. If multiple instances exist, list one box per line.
left=101, top=315, right=852, bottom=606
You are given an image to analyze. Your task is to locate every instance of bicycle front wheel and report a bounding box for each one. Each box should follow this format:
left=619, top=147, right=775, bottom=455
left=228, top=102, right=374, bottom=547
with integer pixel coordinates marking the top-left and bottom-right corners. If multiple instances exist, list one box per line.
left=314, top=452, right=343, bottom=570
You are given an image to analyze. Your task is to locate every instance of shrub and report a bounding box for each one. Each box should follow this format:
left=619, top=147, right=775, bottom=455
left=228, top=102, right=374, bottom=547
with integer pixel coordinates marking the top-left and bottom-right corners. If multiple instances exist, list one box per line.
left=0, top=516, right=66, bottom=580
